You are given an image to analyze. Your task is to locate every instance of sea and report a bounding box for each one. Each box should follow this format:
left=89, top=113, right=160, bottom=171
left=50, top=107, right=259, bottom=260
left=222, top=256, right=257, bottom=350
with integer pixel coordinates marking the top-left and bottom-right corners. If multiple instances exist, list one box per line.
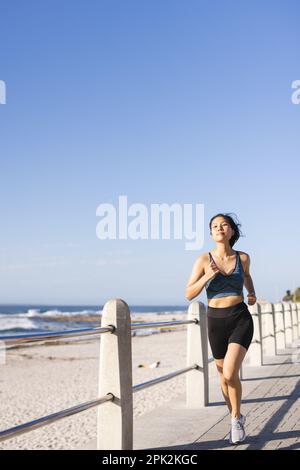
left=0, top=304, right=188, bottom=338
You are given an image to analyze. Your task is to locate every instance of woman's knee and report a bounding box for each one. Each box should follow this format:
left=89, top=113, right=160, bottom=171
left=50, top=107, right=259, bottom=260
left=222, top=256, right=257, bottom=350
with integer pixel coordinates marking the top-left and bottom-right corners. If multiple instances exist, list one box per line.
left=223, top=370, right=239, bottom=385
left=216, top=367, right=228, bottom=387
left=219, top=374, right=228, bottom=387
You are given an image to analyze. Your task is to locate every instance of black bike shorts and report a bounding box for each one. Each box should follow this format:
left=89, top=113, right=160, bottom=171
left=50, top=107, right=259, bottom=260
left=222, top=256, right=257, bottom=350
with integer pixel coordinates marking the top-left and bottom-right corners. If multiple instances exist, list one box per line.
left=207, top=301, right=254, bottom=359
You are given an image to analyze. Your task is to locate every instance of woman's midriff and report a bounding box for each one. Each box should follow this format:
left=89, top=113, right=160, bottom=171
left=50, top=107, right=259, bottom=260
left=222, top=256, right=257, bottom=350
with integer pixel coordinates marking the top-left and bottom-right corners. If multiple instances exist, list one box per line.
left=207, top=295, right=244, bottom=308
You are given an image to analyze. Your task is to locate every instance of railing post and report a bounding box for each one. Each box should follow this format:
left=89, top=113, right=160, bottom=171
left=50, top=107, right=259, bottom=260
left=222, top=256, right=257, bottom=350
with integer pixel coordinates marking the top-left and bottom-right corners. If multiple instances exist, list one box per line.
left=261, top=302, right=276, bottom=357
left=186, top=301, right=209, bottom=407
left=97, top=299, right=133, bottom=450
left=283, top=302, right=293, bottom=347
left=274, top=302, right=286, bottom=350
left=291, top=303, right=299, bottom=342
left=297, top=303, right=300, bottom=338
left=246, top=302, right=263, bottom=366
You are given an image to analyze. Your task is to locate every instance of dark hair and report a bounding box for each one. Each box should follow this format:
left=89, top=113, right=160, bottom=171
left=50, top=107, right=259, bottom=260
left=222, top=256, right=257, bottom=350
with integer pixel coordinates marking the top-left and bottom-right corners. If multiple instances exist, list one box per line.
left=209, top=212, right=243, bottom=247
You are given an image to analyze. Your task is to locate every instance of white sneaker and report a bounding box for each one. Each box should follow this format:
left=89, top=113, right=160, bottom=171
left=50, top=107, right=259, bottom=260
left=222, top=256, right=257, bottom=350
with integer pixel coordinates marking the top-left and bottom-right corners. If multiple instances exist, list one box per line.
left=229, top=414, right=246, bottom=444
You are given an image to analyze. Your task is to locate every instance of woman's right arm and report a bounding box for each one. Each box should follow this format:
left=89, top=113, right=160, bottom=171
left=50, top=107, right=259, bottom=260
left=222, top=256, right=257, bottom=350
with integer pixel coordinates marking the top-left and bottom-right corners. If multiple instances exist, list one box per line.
left=185, top=254, right=220, bottom=301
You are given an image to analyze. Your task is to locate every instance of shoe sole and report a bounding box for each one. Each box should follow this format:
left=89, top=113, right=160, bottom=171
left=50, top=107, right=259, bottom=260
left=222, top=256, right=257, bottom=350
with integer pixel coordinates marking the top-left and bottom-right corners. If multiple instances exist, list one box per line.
left=229, top=432, right=246, bottom=445
left=229, top=437, right=246, bottom=445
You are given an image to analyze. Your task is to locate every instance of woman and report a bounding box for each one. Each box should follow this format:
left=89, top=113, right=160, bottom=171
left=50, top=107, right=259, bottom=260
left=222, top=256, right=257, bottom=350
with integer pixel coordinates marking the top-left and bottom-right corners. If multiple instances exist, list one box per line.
left=185, top=213, right=256, bottom=445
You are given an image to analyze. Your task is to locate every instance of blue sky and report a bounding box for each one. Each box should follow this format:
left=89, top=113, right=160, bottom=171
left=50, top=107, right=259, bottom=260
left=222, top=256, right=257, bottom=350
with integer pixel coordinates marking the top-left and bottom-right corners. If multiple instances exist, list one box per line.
left=0, top=0, right=299, bottom=305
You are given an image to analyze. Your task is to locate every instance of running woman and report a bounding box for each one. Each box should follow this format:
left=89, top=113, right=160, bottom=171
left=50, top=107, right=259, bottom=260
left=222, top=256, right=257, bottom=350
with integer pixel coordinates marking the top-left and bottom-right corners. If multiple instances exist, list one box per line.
left=185, top=213, right=256, bottom=445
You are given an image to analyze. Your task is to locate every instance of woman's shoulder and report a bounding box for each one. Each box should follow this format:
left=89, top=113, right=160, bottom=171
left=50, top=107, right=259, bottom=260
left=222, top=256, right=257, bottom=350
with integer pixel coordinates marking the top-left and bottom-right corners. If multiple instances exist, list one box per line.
left=198, top=252, right=211, bottom=261
left=193, top=252, right=211, bottom=265
left=199, top=252, right=212, bottom=269
left=236, top=251, right=251, bottom=272
left=236, top=250, right=250, bottom=260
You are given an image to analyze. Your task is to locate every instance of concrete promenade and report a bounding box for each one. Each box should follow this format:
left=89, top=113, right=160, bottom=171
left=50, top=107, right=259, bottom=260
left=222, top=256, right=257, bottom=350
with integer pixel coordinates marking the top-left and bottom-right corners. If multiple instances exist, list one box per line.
left=133, top=343, right=300, bottom=450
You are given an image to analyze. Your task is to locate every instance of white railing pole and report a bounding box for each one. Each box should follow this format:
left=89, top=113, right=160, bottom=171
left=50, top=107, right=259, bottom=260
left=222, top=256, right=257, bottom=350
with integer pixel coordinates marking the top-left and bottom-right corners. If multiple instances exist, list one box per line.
left=274, top=302, right=286, bottom=350
left=97, top=299, right=133, bottom=450
left=297, top=303, right=300, bottom=338
left=283, top=302, right=293, bottom=347
left=186, top=301, right=209, bottom=407
left=247, top=302, right=263, bottom=366
left=291, top=303, right=299, bottom=341
left=261, top=302, right=276, bottom=357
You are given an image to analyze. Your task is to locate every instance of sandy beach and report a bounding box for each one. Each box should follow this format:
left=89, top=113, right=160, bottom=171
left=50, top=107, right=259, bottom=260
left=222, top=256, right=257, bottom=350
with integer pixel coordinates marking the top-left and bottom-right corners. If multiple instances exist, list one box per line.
left=0, top=312, right=190, bottom=450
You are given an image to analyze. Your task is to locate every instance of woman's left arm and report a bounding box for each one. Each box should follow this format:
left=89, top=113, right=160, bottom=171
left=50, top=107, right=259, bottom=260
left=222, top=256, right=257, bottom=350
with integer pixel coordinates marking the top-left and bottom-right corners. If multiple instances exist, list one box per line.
left=243, top=254, right=257, bottom=305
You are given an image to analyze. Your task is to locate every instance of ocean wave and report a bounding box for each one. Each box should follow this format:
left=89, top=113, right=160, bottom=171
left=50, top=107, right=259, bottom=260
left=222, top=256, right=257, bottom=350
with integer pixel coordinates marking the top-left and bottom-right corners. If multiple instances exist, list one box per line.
left=0, top=309, right=102, bottom=319
left=0, top=306, right=186, bottom=337
left=40, top=309, right=102, bottom=317
left=26, top=309, right=41, bottom=317
left=0, top=316, right=39, bottom=333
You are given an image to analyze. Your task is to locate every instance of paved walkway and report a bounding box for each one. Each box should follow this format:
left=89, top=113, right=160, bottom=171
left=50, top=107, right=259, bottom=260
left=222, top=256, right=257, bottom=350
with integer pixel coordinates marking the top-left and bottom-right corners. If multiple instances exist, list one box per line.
left=133, top=344, right=300, bottom=450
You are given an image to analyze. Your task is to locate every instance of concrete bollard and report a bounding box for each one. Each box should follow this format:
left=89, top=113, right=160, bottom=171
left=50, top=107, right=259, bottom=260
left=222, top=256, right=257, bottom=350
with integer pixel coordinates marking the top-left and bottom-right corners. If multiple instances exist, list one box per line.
left=97, top=299, right=133, bottom=450
left=283, top=302, right=293, bottom=347
left=274, top=302, right=286, bottom=350
left=261, top=302, right=276, bottom=357
left=247, top=302, right=263, bottom=366
left=291, top=303, right=299, bottom=342
left=186, top=301, right=209, bottom=407
left=297, top=303, right=300, bottom=338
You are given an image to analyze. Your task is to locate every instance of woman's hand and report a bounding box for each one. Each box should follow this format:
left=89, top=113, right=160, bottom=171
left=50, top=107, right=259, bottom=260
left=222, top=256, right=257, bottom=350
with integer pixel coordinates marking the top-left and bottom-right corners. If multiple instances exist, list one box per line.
left=247, top=293, right=257, bottom=306
left=205, top=260, right=221, bottom=282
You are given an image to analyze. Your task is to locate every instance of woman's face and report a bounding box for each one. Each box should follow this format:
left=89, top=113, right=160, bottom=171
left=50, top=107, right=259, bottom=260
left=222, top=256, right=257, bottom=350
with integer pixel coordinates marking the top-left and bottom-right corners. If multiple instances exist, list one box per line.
left=210, top=217, right=234, bottom=243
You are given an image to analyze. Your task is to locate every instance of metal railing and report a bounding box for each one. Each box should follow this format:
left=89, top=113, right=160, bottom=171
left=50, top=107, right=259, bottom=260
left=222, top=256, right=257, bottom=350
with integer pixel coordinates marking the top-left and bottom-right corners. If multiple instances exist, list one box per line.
left=0, top=313, right=199, bottom=446
left=0, top=394, right=114, bottom=442
left=0, top=299, right=299, bottom=449
left=0, top=324, right=115, bottom=443
left=2, top=325, right=115, bottom=347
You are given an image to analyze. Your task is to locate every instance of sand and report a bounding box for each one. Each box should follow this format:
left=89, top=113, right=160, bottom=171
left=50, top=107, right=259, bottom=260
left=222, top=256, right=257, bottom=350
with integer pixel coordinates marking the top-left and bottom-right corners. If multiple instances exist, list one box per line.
left=0, top=312, right=190, bottom=450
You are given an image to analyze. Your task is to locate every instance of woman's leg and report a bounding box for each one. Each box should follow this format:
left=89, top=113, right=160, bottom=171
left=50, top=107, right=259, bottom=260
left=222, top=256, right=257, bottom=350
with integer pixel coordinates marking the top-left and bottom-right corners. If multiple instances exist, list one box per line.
left=214, top=358, right=232, bottom=414
left=222, top=343, right=247, bottom=418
